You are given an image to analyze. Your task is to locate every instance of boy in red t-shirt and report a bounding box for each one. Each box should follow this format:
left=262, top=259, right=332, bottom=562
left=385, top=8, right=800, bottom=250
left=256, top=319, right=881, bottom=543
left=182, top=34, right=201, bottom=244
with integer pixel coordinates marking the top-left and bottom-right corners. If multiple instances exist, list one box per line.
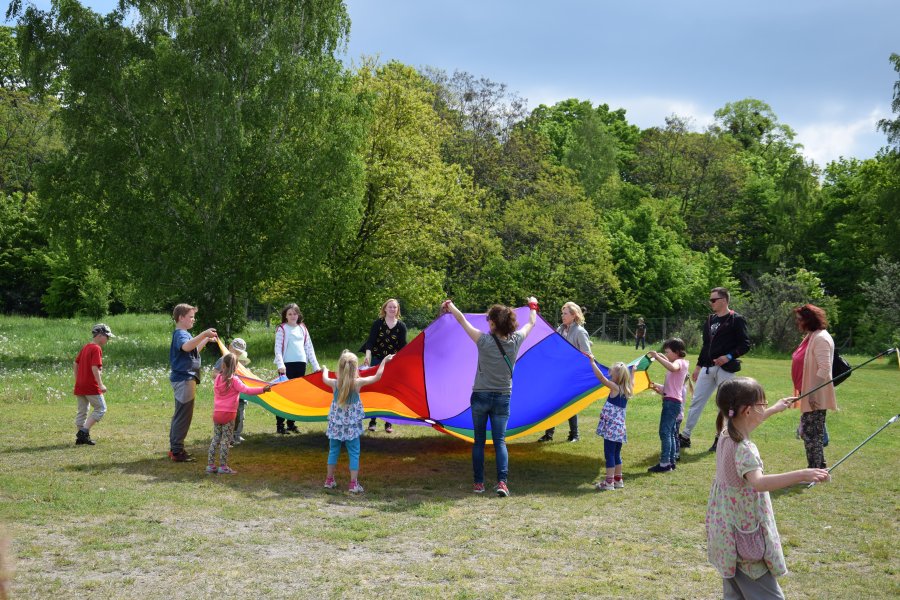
left=73, top=323, right=115, bottom=445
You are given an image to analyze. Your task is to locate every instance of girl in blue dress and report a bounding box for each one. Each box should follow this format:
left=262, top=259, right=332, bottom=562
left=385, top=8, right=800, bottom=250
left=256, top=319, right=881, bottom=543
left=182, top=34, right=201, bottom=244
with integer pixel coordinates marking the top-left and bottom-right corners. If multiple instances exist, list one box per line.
left=321, top=350, right=393, bottom=493
left=591, top=359, right=634, bottom=491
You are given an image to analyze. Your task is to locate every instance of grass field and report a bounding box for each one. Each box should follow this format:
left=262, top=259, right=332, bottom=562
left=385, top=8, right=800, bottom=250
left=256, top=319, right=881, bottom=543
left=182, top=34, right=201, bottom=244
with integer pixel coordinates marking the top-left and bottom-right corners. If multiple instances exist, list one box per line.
left=0, top=313, right=898, bottom=599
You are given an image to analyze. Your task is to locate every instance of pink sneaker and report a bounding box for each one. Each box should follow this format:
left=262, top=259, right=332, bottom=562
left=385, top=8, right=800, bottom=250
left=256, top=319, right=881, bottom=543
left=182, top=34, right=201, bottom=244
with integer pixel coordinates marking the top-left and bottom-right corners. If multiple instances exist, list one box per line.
left=348, top=480, right=364, bottom=494
left=217, top=465, right=237, bottom=475
left=205, top=464, right=217, bottom=474
left=323, top=477, right=337, bottom=489
left=473, top=483, right=485, bottom=494
left=495, top=481, right=510, bottom=497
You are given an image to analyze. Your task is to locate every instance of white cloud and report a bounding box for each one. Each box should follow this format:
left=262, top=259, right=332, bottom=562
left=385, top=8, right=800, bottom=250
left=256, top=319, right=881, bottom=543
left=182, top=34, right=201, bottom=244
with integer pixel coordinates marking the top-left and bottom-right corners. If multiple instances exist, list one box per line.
left=788, top=107, right=887, bottom=166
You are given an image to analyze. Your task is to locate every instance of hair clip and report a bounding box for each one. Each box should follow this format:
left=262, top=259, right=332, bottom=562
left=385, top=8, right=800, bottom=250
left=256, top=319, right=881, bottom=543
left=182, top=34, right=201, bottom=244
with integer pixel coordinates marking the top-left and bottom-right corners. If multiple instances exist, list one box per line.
left=727, top=409, right=735, bottom=418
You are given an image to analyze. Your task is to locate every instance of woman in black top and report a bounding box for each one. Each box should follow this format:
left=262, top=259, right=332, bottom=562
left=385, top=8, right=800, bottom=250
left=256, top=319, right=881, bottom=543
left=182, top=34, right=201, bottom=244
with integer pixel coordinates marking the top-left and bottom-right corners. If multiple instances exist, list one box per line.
left=361, top=298, right=407, bottom=433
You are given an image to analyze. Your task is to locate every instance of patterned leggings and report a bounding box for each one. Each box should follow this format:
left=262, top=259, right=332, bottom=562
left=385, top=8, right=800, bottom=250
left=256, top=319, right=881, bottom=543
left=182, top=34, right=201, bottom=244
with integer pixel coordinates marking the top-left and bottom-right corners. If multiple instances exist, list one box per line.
left=800, top=410, right=827, bottom=468
left=208, top=421, right=234, bottom=466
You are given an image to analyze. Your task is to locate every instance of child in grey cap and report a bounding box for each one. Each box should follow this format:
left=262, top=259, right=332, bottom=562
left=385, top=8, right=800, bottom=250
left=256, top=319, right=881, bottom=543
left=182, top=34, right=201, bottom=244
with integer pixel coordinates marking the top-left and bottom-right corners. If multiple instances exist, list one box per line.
left=73, top=324, right=115, bottom=445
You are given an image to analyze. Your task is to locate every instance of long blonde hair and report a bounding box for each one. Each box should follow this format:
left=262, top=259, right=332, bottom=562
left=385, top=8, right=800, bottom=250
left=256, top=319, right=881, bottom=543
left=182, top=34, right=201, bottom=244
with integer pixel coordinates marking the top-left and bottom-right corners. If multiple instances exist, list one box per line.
left=336, top=350, right=359, bottom=408
left=609, top=362, right=633, bottom=398
left=220, top=353, right=237, bottom=391
left=379, top=298, right=401, bottom=320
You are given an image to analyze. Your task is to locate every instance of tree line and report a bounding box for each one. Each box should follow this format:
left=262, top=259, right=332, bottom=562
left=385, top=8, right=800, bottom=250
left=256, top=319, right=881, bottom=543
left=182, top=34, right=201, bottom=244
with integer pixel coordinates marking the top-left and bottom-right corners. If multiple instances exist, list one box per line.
left=1, top=1, right=898, bottom=352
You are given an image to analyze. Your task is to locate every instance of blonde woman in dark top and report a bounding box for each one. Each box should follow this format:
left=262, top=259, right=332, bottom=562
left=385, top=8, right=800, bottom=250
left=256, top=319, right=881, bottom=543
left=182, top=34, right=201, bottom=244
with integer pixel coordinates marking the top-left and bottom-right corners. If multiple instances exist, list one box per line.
left=361, top=298, right=407, bottom=433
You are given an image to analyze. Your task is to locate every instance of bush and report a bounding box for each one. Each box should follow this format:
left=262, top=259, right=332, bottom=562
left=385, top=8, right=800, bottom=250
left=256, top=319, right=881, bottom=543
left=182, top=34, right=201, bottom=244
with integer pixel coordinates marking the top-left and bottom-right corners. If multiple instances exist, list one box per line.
left=42, top=254, right=111, bottom=319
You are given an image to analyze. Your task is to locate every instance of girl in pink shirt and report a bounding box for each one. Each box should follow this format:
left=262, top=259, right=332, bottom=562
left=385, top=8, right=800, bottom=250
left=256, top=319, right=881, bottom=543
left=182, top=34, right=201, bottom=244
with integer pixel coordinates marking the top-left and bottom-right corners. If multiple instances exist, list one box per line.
left=648, top=338, right=690, bottom=472
left=207, top=354, right=271, bottom=474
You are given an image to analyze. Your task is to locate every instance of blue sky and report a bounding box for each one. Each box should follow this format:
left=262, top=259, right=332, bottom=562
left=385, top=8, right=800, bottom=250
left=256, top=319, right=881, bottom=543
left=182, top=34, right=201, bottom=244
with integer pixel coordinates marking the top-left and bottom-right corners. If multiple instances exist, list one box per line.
left=9, top=1, right=899, bottom=166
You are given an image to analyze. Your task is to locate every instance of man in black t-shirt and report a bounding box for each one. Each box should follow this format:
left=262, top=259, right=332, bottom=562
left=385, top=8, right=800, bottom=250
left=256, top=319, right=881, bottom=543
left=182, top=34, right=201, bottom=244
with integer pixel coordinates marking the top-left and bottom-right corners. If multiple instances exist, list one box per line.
left=679, top=287, right=751, bottom=452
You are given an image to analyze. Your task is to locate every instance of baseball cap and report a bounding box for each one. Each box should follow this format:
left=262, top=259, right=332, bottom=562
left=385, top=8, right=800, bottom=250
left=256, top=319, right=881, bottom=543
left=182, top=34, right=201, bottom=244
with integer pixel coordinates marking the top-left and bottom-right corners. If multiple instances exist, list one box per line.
left=231, top=338, right=249, bottom=364
left=92, top=323, right=115, bottom=338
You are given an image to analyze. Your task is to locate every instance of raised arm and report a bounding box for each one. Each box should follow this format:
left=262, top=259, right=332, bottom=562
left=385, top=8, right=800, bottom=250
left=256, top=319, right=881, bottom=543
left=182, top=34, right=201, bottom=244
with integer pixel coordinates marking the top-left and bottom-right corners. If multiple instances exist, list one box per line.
left=516, top=296, right=539, bottom=339
left=320, top=365, right=336, bottom=390
left=357, top=354, right=394, bottom=388
left=588, top=354, right=619, bottom=394
left=442, top=300, right=482, bottom=344
left=182, top=328, right=217, bottom=352
left=648, top=351, right=679, bottom=373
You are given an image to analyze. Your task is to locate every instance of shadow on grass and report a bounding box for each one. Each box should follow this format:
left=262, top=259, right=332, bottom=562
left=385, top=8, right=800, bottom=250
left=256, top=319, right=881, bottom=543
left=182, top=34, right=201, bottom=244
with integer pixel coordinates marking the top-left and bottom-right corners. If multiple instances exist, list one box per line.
left=66, top=430, right=616, bottom=506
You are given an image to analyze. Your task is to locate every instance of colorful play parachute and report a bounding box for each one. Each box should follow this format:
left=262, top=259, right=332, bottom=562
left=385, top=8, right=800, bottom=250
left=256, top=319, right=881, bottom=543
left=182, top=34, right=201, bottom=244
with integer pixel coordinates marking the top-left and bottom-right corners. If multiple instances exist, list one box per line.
left=224, top=308, right=652, bottom=443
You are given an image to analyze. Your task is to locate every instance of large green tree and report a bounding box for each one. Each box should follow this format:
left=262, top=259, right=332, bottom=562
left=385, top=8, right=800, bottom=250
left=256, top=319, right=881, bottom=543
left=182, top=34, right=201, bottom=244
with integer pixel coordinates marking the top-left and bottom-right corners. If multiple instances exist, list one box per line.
left=11, top=0, right=363, bottom=331
left=278, top=61, right=475, bottom=338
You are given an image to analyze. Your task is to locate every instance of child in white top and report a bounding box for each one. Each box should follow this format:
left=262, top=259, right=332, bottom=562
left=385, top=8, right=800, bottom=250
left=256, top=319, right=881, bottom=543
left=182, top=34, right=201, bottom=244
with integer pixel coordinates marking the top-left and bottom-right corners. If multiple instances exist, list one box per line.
left=707, top=377, right=829, bottom=598
left=321, top=351, right=393, bottom=493
left=648, top=338, right=690, bottom=472
left=273, top=303, right=319, bottom=434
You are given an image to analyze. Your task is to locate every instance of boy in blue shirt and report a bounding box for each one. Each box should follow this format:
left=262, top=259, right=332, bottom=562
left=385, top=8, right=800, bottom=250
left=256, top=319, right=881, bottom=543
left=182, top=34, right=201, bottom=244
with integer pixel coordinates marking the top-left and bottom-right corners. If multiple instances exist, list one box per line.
left=169, top=303, right=217, bottom=462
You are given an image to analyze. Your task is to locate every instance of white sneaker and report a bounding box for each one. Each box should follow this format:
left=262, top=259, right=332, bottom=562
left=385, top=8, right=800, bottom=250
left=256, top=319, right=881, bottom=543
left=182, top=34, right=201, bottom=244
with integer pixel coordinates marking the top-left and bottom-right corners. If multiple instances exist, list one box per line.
left=594, top=480, right=615, bottom=491
left=348, top=481, right=364, bottom=494
left=614, top=479, right=624, bottom=489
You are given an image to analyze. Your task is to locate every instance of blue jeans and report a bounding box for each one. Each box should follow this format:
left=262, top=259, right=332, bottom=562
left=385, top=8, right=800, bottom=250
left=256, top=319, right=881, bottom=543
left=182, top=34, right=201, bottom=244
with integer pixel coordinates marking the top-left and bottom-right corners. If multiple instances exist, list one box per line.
left=603, top=439, right=622, bottom=468
left=659, top=399, right=681, bottom=465
left=327, top=437, right=361, bottom=471
left=471, top=391, right=510, bottom=484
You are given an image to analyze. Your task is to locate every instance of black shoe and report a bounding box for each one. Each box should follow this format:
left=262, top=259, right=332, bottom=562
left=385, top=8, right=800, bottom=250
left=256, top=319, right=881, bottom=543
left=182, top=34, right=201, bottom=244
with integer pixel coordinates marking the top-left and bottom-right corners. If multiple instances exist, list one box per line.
left=277, top=426, right=287, bottom=435
left=169, top=451, right=196, bottom=462
left=537, top=433, right=553, bottom=443
left=677, top=433, right=691, bottom=448
left=708, top=437, right=718, bottom=452
left=567, top=435, right=580, bottom=443
left=285, top=424, right=300, bottom=433
left=647, top=463, right=674, bottom=473
left=75, top=430, right=95, bottom=445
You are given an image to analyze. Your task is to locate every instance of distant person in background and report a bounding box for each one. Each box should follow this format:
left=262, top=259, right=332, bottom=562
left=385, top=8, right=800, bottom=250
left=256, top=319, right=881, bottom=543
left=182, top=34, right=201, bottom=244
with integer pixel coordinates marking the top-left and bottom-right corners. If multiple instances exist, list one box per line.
left=73, top=323, right=115, bottom=446
left=680, top=287, right=750, bottom=453
left=274, top=303, right=320, bottom=434
left=538, top=302, right=591, bottom=443
left=634, top=317, right=647, bottom=350
left=791, top=304, right=837, bottom=469
left=361, top=298, right=407, bottom=434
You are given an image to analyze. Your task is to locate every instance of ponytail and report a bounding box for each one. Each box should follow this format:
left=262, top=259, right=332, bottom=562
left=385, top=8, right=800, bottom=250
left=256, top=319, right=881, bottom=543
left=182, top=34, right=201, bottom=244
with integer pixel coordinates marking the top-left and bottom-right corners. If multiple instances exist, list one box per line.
left=714, top=377, right=766, bottom=443
left=221, top=353, right=238, bottom=391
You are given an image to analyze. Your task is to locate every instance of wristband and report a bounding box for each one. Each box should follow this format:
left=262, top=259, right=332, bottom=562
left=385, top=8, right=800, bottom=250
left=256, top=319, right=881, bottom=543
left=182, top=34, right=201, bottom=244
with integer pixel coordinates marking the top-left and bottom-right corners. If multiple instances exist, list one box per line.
left=528, top=301, right=539, bottom=311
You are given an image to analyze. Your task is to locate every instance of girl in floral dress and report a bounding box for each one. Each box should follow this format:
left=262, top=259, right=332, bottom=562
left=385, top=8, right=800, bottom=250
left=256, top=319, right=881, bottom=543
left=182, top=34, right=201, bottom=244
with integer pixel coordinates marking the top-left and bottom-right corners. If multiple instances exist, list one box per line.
left=321, top=350, right=393, bottom=493
left=591, top=359, right=634, bottom=491
left=707, top=377, right=829, bottom=599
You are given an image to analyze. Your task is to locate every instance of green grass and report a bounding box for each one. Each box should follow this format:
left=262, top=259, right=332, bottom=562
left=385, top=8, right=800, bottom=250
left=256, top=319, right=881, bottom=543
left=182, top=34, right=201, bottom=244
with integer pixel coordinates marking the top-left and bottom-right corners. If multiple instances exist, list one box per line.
left=1, top=314, right=898, bottom=599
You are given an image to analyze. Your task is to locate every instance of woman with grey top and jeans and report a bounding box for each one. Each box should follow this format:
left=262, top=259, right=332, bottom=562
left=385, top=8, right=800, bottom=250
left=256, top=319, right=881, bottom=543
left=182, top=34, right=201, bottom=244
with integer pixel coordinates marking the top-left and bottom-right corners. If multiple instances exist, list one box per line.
left=442, top=297, right=538, bottom=497
left=538, top=302, right=591, bottom=443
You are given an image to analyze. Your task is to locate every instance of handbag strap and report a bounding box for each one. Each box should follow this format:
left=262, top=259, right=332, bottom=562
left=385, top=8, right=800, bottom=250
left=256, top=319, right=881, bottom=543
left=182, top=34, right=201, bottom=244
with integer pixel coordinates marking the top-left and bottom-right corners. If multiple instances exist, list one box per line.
left=490, top=334, right=514, bottom=376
